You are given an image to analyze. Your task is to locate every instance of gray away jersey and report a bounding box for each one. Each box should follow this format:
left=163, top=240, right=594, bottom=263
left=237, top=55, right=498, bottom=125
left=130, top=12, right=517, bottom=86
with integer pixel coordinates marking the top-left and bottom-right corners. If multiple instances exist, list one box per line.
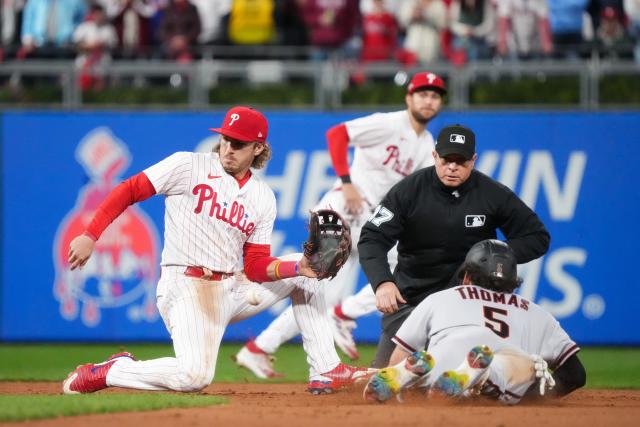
left=392, top=285, right=579, bottom=376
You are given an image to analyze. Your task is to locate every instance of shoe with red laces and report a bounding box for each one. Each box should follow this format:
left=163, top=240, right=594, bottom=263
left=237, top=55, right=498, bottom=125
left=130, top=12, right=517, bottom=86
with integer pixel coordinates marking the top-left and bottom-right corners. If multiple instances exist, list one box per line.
left=307, top=363, right=374, bottom=395
left=62, top=352, right=135, bottom=395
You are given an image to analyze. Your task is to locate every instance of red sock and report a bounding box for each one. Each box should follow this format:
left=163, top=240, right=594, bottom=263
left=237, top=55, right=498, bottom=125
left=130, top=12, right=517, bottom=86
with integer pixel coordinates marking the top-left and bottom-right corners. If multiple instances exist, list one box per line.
left=246, top=339, right=268, bottom=355
left=334, top=305, right=353, bottom=321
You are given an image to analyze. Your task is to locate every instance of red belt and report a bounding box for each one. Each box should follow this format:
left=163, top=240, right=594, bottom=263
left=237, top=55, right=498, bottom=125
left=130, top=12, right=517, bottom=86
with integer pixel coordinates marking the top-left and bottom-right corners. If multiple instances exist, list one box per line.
left=184, top=266, right=232, bottom=281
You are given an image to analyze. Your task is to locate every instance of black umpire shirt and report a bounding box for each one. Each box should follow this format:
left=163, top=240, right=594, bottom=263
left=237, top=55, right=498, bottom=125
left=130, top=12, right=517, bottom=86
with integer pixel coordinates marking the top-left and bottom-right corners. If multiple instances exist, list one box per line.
left=358, top=166, right=550, bottom=307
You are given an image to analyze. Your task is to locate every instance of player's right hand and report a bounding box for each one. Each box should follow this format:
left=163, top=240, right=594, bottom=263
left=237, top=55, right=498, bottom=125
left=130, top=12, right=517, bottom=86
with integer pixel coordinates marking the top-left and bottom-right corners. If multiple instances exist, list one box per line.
left=342, top=183, right=365, bottom=215
left=375, top=282, right=407, bottom=314
left=68, top=234, right=96, bottom=271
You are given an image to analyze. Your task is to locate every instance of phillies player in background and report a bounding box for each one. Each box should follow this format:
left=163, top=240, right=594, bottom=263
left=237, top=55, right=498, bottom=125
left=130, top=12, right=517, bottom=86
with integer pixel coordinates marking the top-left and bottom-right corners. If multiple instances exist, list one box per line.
left=63, top=106, right=369, bottom=395
left=235, top=72, right=446, bottom=378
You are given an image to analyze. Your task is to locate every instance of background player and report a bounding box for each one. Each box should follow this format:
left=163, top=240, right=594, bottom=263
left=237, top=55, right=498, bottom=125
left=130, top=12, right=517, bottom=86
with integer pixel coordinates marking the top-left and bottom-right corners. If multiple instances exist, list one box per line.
left=62, top=106, right=368, bottom=395
left=234, top=71, right=446, bottom=376
left=364, top=239, right=586, bottom=404
left=359, top=124, right=550, bottom=368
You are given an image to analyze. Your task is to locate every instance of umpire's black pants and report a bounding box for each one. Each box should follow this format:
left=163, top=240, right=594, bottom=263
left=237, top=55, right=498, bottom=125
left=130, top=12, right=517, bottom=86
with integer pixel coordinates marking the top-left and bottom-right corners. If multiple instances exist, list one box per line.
left=371, top=304, right=416, bottom=368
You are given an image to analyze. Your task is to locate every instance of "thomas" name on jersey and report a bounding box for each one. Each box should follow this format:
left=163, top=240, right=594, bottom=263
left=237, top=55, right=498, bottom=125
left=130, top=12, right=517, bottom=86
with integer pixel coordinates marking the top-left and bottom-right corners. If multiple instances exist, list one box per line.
left=454, top=286, right=529, bottom=311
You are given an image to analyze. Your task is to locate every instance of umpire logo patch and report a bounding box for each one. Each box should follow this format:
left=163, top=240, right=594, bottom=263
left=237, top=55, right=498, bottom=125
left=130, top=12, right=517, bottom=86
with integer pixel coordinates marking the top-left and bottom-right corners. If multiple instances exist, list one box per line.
left=465, top=215, right=486, bottom=227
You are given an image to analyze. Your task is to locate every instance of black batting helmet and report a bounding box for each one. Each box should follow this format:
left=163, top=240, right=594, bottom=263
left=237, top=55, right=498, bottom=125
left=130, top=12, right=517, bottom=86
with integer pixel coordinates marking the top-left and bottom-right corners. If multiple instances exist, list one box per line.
left=460, top=239, right=522, bottom=293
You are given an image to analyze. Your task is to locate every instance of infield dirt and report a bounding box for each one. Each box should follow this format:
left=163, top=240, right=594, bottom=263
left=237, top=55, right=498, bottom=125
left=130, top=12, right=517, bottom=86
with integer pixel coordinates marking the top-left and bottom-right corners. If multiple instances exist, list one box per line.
left=1, top=382, right=639, bottom=426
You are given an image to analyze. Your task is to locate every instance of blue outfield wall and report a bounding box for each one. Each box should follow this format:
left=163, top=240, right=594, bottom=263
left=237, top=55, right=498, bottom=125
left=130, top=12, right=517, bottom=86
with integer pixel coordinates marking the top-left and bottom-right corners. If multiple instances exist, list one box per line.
left=1, top=110, right=638, bottom=345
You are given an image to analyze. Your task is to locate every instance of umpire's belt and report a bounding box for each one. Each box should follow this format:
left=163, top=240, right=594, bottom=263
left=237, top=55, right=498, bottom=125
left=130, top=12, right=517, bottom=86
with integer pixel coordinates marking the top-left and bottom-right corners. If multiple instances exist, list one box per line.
left=184, top=266, right=232, bottom=281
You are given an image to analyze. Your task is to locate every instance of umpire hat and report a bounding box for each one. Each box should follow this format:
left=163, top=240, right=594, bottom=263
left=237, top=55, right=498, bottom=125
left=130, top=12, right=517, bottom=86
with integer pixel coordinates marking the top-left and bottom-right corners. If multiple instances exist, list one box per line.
left=436, top=124, right=476, bottom=160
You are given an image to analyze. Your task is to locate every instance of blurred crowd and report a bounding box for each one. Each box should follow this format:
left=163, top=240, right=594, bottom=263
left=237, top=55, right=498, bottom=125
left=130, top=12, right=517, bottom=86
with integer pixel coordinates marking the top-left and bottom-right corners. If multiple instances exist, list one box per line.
left=1, top=0, right=638, bottom=89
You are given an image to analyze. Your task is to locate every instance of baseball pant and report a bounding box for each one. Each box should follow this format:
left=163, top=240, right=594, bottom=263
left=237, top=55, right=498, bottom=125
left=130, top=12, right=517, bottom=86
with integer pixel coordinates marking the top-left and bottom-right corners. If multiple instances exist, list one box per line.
left=422, top=327, right=537, bottom=404
left=106, top=262, right=339, bottom=392
left=254, top=187, right=398, bottom=354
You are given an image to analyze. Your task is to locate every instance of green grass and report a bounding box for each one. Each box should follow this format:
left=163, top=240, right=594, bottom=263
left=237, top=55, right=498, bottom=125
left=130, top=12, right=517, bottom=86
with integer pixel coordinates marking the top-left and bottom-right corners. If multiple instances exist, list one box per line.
left=0, top=394, right=226, bottom=422
left=0, top=344, right=637, bottom=421
left=578, top=347, right=640, bottom=388
left=0, top=343, right=638, bottom=389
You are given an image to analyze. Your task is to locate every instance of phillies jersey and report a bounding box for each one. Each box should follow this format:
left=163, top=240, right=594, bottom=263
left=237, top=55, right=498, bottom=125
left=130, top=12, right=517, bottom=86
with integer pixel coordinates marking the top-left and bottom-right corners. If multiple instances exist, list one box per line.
left=341, top=110, right=435, bottom=207
left=393, top=285, right=579, bottom=372
left=144, top=151, right=276, bottom=273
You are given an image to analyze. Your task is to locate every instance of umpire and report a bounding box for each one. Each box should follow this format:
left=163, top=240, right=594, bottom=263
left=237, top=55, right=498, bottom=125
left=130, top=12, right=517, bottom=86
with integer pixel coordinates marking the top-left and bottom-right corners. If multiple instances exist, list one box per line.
left=359, top=124, right=551, bottom=367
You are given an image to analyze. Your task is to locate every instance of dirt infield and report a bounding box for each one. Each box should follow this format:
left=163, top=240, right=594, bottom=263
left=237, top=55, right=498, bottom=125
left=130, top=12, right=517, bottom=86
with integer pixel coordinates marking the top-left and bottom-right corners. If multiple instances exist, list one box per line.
left=2, top=382, right=639, bottom=427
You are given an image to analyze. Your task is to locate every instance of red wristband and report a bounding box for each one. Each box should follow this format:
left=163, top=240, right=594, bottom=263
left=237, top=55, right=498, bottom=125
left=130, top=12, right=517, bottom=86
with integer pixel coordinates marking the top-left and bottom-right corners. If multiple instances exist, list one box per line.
left=277, top=261, right=298, bottom=279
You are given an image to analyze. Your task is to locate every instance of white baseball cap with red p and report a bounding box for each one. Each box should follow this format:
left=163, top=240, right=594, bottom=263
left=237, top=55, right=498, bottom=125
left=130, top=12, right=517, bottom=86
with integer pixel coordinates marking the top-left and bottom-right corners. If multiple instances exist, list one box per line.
left=210, top=106, right=268, bottom=143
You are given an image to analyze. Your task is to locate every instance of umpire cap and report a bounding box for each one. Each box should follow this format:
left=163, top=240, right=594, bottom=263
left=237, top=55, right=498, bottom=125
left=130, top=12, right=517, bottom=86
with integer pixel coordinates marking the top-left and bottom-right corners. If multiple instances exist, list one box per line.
left=462, top=239, right=521, bottom=292
left=436, top=124, right=476, bottom=160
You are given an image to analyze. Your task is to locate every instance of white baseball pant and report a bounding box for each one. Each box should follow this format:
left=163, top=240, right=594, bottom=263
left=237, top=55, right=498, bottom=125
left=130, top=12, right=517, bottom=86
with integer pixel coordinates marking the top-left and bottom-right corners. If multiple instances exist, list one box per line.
left=254, top=189, right=396, bottom=354
left=106, top=262, right=339, bottom=392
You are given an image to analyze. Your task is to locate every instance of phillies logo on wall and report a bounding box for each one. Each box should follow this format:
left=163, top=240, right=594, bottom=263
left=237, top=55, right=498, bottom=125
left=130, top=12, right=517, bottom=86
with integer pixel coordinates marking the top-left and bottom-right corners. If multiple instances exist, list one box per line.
left=53, top=128, right=160, bottom=327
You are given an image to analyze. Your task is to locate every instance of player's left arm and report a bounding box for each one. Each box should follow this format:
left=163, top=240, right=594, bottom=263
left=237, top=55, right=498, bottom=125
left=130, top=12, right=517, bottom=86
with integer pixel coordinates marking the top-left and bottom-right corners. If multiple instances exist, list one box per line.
left=497, top=189, right=551, bottom=263
left=242, top=191, right=318, bottom=282
left=549, top=353, right=586, bottom=397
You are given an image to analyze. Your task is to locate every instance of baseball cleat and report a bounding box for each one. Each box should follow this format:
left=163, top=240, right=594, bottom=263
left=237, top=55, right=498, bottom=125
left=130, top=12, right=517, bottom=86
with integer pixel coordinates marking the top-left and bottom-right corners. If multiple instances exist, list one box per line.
left=307, top=363, right=374, bottom=395
left=62, top=352, right=135, bottom=395
left=363, top=351, right=434, bottom=402
left=329, top=307, right=359, bottom=360
left=233, top=340, right=283, bottom=379
left=433, top=345, right=494, bottom=397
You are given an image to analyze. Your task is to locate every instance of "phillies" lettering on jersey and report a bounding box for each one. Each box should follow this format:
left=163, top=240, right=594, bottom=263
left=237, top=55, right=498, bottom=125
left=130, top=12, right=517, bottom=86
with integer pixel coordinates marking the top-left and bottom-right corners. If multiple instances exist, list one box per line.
left=382, top=145, right=415, bottom=176
left=192, top=183, right=256, bottom=236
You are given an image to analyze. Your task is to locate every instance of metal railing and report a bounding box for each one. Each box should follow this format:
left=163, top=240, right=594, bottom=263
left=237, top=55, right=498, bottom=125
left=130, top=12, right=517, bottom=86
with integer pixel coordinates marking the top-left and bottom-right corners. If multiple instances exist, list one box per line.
left=0, top=56, right=638, bottom=110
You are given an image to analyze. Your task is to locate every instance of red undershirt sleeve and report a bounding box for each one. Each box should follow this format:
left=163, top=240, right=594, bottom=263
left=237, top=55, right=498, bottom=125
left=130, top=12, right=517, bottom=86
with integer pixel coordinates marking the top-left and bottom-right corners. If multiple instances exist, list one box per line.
left=243, top=243, right=278, bottom=283
left=85, top=172, right=157, bottom=240
left=326, top=123, right=351, bottom=178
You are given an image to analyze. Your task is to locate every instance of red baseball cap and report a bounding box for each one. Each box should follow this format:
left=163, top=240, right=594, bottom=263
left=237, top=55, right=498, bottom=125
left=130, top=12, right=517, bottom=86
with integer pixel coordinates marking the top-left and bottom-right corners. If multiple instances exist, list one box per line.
left=210, top=106, right=268, bottom=143
left=407, top=71, right=447, bottom=95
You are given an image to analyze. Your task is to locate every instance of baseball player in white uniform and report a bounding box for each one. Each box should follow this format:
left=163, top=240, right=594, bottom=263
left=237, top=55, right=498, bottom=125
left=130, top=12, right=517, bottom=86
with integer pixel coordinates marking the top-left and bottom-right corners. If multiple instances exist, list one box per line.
left=364, top=240, right=586, bottom=404
left=234, top=72, right=446, bottom=376
left=62, top=106, right=369, bottom=395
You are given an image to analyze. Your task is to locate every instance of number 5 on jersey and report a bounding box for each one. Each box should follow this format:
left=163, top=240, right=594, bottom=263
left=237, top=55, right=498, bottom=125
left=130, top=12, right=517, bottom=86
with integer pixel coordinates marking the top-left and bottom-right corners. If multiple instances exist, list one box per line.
left=368, top=205, right=394, bottom=226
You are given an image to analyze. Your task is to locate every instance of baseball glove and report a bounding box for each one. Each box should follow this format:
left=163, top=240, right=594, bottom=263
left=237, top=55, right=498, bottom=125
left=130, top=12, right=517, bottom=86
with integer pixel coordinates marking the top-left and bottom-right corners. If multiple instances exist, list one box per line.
left=303, top=209, right=352, bottom=280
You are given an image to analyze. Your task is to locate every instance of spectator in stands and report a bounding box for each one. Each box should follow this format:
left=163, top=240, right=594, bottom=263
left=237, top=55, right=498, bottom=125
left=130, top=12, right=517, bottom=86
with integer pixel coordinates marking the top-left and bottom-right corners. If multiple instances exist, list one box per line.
left=496, top=0, right=553, bottom=59
left=96, top=0, right=161, bottom=59
left=1, top=0, right=26, bottom=61
left=159, top=0, right=201, bottom=63
left=298, top=0, right=360, bottom=59
left=275, top=0, right=309, bottom=47
left=587, top=0, right=624, bottom=31
left=190, top=0, right=230, bottom=45
left=398, top=0, right=447, bottom=64
left=625, top=0, right=640, bottom=62
left=360, top=0, right=398, bottom=62
left=450, top=0, right=497, bottom=61
left=73, top=3, right=117, bottom=91
left=547, top=0, right=588, bottom=58
left=18, top=0, right=87, bottom=59
left=227, top=0, right=275, bottom=45
left=593, top=5, right=633, bottom=57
